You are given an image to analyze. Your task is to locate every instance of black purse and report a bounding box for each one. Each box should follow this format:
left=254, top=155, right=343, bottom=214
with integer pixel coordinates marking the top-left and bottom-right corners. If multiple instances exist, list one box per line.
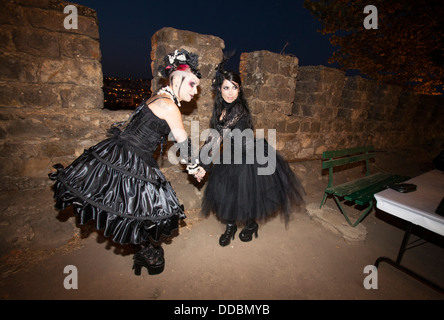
left=389, top=183, right=417, bottom=193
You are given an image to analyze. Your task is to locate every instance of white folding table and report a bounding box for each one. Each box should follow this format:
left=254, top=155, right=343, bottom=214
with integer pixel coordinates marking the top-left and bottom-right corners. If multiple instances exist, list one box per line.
left=374, top=169, right=444, bottom=294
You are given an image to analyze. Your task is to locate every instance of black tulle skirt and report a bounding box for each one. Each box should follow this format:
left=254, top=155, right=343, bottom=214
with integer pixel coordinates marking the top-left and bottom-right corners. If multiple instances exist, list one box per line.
left=201, top=139, right=305, bottom=223
left=49, top=137, right=185, bottom=245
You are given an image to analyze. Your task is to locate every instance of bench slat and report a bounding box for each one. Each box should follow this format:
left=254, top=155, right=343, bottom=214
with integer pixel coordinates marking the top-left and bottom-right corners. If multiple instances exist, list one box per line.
left=354, top=175, right=410, bottom=205
left=344, top=174, right=405, bottom=201
left=325, top=173, right=389, bottom=196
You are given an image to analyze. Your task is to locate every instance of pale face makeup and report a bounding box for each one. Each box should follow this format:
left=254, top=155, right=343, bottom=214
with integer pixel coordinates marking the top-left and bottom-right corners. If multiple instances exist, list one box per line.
left=220, top=79, right=239, bottom=103
left=171, top=71, right=200, bottom=102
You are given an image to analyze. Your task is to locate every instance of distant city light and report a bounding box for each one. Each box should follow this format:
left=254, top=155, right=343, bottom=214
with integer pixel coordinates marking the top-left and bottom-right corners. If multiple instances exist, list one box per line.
left=103, top=76, right=152, bottom=110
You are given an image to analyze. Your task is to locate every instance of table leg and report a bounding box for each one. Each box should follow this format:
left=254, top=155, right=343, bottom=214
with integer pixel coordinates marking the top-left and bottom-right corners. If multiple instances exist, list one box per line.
left=395, top=222, right=412, bottom=264
left=375, top=222, right=444, bottom=295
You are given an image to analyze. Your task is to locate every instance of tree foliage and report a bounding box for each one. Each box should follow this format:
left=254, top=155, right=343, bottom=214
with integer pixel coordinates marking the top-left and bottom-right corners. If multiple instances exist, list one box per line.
left=304, top=0, right=444, bottom=95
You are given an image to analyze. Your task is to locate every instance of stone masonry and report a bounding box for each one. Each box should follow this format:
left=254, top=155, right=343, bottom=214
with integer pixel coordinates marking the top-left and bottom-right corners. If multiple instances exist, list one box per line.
left=289, top=66, right=444, bottom=158
left=0, top=1, right=443, bottom=252
left=0, top=0, right=108, bottom=191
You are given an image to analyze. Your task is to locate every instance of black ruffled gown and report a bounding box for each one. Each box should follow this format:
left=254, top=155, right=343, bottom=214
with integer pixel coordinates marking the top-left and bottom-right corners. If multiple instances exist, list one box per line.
left=49, top=96, right=185, bottom=245
left=201, top=100, right=305, bottom=223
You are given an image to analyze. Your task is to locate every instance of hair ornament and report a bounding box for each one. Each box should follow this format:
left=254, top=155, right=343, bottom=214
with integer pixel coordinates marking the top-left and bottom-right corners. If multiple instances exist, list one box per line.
left=168, top=50, right=187, bottom=64
left=159, top=49, right=201, bottom=79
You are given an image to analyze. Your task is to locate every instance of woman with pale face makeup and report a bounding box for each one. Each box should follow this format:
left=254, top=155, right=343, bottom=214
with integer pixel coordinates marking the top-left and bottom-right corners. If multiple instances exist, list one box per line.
left=191, top=59, right=305, bottom=247
left=50, top=49, right=201, bottom=275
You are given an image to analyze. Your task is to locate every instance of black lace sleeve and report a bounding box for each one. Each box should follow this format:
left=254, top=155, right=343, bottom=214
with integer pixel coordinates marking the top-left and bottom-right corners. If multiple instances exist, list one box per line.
left=199, top=104, right=248, bottom=171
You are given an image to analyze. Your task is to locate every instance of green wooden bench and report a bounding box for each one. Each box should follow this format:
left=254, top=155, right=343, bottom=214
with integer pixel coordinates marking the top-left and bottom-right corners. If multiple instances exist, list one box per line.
left=320, top=146, right=409, bottom=227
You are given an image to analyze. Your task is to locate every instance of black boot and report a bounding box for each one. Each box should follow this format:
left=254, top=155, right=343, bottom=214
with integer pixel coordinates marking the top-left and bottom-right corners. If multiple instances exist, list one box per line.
left=239, top=220, right=258, bottom=242
left=133, top=243, right=165, bottom=275
left=219, top=221, right=237, bottom=247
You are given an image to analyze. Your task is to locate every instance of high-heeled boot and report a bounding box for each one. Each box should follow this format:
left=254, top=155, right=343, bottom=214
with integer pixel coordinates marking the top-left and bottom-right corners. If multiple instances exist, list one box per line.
left=239, top=220, right=258, bottom=242
left=219, top=221, right=237, bottom=247
left=133, top=243, right=165, bottom=275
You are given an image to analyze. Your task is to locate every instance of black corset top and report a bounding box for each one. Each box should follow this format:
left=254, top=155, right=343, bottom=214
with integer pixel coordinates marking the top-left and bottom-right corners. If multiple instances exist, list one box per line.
left=118, top=101, right=171, bottom=157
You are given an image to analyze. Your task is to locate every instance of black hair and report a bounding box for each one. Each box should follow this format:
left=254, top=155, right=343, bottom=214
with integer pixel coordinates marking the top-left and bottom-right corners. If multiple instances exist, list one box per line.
left=210, top=70, right=253, bottom=130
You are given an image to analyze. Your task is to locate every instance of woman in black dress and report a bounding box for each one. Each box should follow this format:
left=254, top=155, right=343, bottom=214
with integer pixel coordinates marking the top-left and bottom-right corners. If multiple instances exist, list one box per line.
left=49, top=49, right=201, bottom=275
left=192, top=64, right=305, bottom=247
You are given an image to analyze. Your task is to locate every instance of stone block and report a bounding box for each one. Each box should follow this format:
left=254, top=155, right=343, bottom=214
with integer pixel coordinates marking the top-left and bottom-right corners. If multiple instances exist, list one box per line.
left=41, top=140, right=76, bottom=157
left=20, top=157, right=51, bottom=177
left=1, top=140, right=65, bottom=159
left=301, top=122, right=310, bottom=133
left=0, top=53, right=39, bottom=83
left=337, top=108, right=352, bottom=119
left=239, top=53, right=258, bottom=74
left=295, top=80, right=319, bottom=93
left=0, top=26, right=15, bottom=52
left=0, top=84, right=23, bottom=107
left=0, top=0, right=22, bottom=25
left=257, top=85, right=276, bottom=101
left=286, top=118, right=300, bottom=133
left=297, top=147, right=315, bottom=158
left=278, top=61, right=298, bottom=78
left=59, top=34, right=101, bottom=59
left=0, top=155, right=21, bottom=176
left=275, top=119, right=287, bottom=132
left=301, top=105, right=313, bottom=117
left=12, top=27, right=60, bottom=58
left=40, top=58, right=102, bottom=87
left=311, top=122, right=321, bottom=133
left=276, top=87, right=295, bottom=104
left=0, top=125, right=6, bottom=140
left=258, top=56, right=280, bottom=74
left=15, top=0, right=96, bottom=16
left=307, top=92, right=327, bottom=107
left=321, top=67, right=346, bottom=83
left=23, top=6, right=99, bottom=39
left=23, top=6, right=66, bottom=32
left=60, top=85, right=103, bottom=109
left=249, top=100, right=266, bottom=114
left=21, top=84, right=61, bottom=109
left=3, top=116, right=54, bottom=140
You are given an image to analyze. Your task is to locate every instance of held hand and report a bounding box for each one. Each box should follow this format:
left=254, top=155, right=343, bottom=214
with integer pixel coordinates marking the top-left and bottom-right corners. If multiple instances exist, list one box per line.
left=194, top=166, right=206, bottom=182
left=185, top=159, right=205, bottom=182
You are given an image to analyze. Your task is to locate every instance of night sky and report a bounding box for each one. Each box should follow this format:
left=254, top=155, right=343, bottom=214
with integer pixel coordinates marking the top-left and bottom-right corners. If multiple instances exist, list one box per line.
left=72, top=0, right=335, bottom=79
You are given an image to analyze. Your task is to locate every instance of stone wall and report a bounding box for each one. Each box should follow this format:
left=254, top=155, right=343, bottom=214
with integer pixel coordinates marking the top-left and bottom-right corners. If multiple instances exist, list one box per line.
left=239, top=63, right=444, bottom=161
left=1, top=8, right=443, bottom=253
left=0, top=0, right=109, bottom=190
left=1, top=7, right=443, bottom=193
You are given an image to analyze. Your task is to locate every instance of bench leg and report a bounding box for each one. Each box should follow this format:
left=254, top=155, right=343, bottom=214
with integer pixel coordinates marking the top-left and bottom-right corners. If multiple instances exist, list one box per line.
left=333, top=195, right=353, bottom=225
left=320, top=193, right=328, bottom=208
left=352, top=200, right=374, bottom=227
left=333, top=195, right=374, bottom=227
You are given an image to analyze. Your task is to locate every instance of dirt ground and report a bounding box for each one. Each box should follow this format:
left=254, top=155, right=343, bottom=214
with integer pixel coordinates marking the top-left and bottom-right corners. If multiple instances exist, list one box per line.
left=0, top=150, right=443, bottom=302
